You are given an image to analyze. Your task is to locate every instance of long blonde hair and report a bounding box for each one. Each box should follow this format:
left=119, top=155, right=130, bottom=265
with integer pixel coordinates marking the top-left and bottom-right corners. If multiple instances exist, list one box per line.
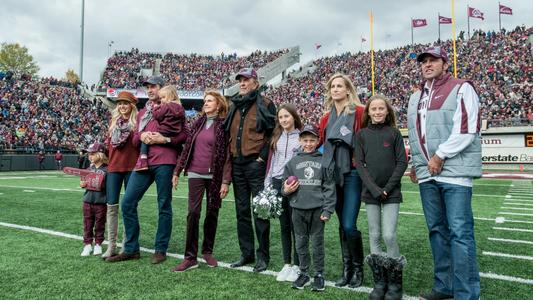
left=324, top=73, right=363, bottom=115
left=159, top=85, right=181, bottom=104
left=108, top=102, right=138, bottom=135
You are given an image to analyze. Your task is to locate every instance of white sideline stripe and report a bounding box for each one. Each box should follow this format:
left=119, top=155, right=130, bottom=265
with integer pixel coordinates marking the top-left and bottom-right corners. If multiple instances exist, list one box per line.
left=0, top=221, right=416, bottom=299
left=493, top=227, right=533, bottom=233
left=498, top=212, right=533, bottom=217
left=0, top=184, right=501, bottom=222
left=483, top=251, right=533, bottom=261
left=501, top=207, right=533, bottom=211
left=504, top=202, right=533, bottom=206
left=502, top=198, right=533, bottom=202
left=479, top=272, right=533, bottom=285
left=488, top=237, right=533, bottom=245
left=23, top=190, right=35, bottom=193
left=0, top=176, right=59, bottom=180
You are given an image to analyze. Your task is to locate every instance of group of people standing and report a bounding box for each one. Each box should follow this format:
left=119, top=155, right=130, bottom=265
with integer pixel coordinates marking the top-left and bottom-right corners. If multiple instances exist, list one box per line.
left=78, top=46, right=481, bottom=300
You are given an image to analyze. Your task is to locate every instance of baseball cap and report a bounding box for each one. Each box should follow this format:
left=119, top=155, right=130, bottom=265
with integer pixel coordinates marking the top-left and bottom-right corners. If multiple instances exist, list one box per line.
left=417, top=46, right=448, bottom=63
left=115, top=91, right=138, bottom=105
left=142, top=75, right=165, bottom=87
left=299, top=124, right=319, bottom=137
left=86, top=142, right=105, bottom=153
left=235, top=68, right=258, bottom=80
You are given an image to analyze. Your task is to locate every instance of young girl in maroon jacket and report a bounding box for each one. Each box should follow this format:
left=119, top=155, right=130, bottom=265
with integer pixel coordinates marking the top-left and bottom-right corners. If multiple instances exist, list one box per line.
left=355, top=95, right=407, bottom=300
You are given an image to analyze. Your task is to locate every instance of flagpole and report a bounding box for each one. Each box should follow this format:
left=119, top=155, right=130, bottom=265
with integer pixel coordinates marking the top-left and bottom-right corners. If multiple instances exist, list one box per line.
left=467, top=5, right=470, bottom=39
left=360, top=36, right=363, bottom=53
left=410, top=18, right=414, bottom=46
left=438, top=13, right=441, bottom=41
left=452, top=0, right=458, bottom=78
left=370, top=11, right=375, bottom=96
left=498, top=2, right=502, bottom=31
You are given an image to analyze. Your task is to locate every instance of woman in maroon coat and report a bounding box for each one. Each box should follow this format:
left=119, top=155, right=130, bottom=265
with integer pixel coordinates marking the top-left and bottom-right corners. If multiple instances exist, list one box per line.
left=171, top=90, right=232, bottom=272
left=103, top=91, right=139, bottom=258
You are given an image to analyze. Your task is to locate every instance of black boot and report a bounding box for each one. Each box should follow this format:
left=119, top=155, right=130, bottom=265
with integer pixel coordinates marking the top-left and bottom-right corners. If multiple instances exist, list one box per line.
left=365, top=254, right=387, bottom=300
left=348, top=230, right=364, bottom=288
left=384, top=256, right=406, bottom=300
left=335, top=228, right=353, bottom=287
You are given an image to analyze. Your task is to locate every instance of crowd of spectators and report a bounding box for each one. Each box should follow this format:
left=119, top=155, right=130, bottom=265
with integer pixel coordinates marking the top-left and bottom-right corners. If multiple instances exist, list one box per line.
left=0, top=77, right=109, bottom=153
left=1, top=26, right=530, bottom=152
left=99, top=48, right=288, bottom=91
left=265, top=25, right=532, bottom=128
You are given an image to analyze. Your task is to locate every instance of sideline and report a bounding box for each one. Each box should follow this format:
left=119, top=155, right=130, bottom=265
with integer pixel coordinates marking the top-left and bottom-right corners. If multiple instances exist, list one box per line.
left=0, top=221, right=415, bottom=299
left=1, top=221, right=532, bottom=287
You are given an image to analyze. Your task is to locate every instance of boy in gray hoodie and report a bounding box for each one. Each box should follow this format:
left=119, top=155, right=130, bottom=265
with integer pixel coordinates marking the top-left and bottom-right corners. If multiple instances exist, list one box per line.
left=282, top=124, right=336, bottom=291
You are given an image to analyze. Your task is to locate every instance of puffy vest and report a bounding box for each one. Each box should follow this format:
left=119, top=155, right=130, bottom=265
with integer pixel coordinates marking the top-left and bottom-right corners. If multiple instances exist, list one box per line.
left=407, top=77, right=482, bottom=181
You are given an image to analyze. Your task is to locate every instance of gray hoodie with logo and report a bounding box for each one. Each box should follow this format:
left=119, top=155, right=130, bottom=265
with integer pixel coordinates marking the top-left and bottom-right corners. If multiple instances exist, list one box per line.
left=281, top=150, right=336, bottom=219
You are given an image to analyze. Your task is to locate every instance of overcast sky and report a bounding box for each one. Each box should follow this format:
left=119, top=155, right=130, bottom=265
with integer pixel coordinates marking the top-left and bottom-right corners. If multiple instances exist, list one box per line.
left=1, top=0, right=531, bottom=85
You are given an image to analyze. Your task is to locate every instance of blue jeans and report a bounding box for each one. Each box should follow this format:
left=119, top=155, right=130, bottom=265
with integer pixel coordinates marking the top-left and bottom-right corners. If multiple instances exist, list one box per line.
left=419, top=180, right=480, bottom=300
left=121, top=164, right=174, bottom=254
left=335, top=169, right=363, bottom=238
left=106, top=171, right=131, bottom=205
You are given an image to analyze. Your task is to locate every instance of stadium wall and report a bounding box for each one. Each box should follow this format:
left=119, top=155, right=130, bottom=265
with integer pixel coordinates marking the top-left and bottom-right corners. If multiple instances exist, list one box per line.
left=0, top=155, right=79, bottom=171
left=401, top=126, right=533, bottom=170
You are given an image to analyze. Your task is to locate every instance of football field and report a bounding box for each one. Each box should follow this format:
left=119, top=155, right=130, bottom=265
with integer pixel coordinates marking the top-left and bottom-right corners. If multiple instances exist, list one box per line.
left=0, top=171, right=532, bottom=299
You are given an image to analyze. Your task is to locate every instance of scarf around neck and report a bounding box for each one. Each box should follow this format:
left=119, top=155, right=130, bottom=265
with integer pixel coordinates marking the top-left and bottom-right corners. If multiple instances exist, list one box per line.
left=110, top=117, right=133, bottom=148
left=138, top=100, right=155, bottom=132
left=224, top=90, right=275, bottom=133
left=322, top=105, right=356, bottom=186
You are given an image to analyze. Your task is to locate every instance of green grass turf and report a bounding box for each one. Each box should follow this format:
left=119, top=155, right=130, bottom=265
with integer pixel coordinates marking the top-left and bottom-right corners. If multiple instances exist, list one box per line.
left=0, top=171, right=532, bottom=299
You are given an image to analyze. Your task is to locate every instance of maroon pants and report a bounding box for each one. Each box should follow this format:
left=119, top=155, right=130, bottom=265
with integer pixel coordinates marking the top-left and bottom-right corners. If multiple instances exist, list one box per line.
left=83, top=202, right=107, bottom=245
left=184, top=178, right=220, bottom=260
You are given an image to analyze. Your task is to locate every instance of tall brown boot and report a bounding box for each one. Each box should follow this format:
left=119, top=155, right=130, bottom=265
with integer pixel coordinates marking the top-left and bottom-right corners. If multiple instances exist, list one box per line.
left=101, top=204, right=118, bottom=258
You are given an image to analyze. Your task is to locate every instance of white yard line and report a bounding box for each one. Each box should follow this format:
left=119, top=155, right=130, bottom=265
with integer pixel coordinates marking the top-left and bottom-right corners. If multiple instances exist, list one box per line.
left=503, top=202, right=533, bottom=206
left=482, top=251, right=533, bottom=261
left=488, top=237, right=533, bottom=245
left=0, top=221, right=416, bottom=299
left=493, top=227, right=533, bottom=233
left=479, top=272, right=533, bottom=285
left=498, top=212, right=533, bottom=217
left=500, top=207, right=533, bottom=211
left=503, top=198, right=533, bottom=202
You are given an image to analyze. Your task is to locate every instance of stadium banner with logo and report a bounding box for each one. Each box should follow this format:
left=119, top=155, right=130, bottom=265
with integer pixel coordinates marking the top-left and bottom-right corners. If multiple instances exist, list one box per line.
left=402, top=133, right=533, bottom=164
left=107, top=88, right=214, bottom=100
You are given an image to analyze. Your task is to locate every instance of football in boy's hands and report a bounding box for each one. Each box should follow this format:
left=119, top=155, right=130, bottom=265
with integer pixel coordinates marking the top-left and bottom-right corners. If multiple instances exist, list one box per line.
left=287, top=176, right=298, bottom=185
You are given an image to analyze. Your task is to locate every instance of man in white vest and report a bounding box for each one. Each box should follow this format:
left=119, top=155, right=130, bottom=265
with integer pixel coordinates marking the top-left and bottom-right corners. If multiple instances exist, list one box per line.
left=407, top=47, right=481, bottom=300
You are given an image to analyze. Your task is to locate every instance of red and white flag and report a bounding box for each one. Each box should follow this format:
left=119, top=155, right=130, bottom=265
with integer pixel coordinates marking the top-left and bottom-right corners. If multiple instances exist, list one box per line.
left=439, top=16, right=452, bottom=24
left=499, top=4, right=513, bottom=15
left=468, top=7, right=484, bottom=20
left=315, top=43, right=322, bottom=50
left=412, top=19, right=427, bottom=28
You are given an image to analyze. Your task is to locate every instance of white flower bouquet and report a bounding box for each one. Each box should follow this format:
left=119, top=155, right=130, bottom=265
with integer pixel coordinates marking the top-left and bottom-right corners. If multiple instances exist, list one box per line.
left=252, top=184, right=283, bottom=220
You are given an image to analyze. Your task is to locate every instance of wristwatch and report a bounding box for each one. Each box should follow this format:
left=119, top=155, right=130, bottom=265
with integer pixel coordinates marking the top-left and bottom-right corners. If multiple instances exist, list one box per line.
left=165, top=137, right=171, bottom=144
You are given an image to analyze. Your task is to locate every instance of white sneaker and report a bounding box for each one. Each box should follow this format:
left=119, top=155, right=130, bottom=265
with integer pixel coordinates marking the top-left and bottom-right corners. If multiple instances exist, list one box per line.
left=286, top=265, right=300, bottom=282
left=80, top=244, right=92, bottom=256
left=276, top=264, right=292, bottom=282
left=93, top=244, right=103, bottom=255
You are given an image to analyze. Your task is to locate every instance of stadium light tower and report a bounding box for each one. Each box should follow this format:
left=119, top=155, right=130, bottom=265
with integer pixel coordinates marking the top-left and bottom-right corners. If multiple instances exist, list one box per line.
left=108, top=41, right=114, bottom=57
left=79, top=0, right=85, bottom=83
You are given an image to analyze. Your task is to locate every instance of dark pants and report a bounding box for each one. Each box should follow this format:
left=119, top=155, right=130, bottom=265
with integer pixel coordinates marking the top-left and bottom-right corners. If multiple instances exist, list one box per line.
left=336, top=169, right=363, bottom=238
left=292, top=207, right=325, bottom=275
left=140, top=143, right=149, bottom=156
left=272, top=178, right=299, bottom=265
left=232, top=160, right=270, bottom=262
left=121, top=164, right=174, bottom=254
left=184, top=178, right=220, bottom=260
left=106, top=171, right=132, bottom=205
left=83, top=202, right=107, bottom=245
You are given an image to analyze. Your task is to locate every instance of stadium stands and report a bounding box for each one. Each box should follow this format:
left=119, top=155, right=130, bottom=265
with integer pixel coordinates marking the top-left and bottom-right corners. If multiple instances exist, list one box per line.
left=0, top=26, right=530, bottom=152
